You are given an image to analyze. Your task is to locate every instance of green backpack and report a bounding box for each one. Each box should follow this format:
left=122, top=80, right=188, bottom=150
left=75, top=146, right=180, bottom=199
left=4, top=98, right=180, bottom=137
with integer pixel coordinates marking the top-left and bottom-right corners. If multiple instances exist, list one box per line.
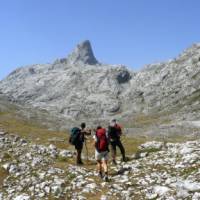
left=69, top=127, right=81, bottom=145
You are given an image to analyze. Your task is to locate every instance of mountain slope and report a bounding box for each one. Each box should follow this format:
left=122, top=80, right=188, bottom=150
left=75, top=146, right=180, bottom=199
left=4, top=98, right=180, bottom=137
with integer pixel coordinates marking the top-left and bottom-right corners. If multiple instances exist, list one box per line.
left=1, top=41, right=200, bottom=128
left=0, top=40, right=132, bottom=122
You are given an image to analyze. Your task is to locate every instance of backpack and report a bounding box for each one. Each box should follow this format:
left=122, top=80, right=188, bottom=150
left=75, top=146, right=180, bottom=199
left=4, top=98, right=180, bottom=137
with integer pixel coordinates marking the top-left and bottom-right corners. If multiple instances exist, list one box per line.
left=108, top=125, right=120, bottom=141
left=95, top=128, right=109, bottom=152
left=69, top=127, right=81, bottom=145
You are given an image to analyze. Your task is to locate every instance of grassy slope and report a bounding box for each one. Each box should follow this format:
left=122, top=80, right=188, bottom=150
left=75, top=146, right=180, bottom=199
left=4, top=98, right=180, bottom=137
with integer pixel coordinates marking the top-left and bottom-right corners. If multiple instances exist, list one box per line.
left=0, top=109, right=148, bottom=155
left=0, top=102, right=195, bottom=199
left=0, top=101, right=193, bottom=162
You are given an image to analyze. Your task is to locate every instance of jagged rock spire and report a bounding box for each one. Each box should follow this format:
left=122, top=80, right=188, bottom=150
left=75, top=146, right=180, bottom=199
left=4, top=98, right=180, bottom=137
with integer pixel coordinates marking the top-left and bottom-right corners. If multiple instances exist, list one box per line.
left=67, top=40, right=98, bottom=65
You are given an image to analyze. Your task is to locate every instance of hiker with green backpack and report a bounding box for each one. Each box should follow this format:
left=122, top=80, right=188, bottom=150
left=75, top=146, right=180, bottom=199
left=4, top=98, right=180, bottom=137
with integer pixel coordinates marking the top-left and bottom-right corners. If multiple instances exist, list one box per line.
left=93, top=125, right=109, bottom=182
left=69, top=122, right=91, bottom=165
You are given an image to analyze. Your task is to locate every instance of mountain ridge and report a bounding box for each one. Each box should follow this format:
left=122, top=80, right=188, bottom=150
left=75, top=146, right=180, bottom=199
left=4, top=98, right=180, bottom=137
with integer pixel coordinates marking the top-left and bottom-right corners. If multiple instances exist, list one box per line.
left=1, top=41, right=200, bottom=131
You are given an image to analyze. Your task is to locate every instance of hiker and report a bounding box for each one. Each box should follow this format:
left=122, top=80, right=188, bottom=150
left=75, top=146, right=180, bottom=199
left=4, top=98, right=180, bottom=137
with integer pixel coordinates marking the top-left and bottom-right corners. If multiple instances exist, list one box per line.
left=93, top=126, right=109, bottom=182
left=69, top=122, right=91, bottom=165
left=108, top=119, right=126, bottom=165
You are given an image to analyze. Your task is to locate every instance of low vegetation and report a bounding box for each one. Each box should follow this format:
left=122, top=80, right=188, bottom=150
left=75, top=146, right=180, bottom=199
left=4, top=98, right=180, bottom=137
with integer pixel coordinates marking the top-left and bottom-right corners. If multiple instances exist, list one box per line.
left=0, top=105, right=195, bottom=159
left=1, top=106, right=200, bottom=199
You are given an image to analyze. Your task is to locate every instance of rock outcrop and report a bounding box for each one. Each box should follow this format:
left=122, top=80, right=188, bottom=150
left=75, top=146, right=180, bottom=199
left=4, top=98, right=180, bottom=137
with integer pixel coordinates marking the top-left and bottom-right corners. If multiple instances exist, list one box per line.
left=67, top=40, right=98, bottom=65
left=1, top=41, right=200, bottom=127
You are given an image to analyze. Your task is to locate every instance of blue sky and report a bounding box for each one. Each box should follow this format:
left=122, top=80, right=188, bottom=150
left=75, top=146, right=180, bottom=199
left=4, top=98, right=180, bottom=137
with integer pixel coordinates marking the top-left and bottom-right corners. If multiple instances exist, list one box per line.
left=0, top=0, right=200, bottom=80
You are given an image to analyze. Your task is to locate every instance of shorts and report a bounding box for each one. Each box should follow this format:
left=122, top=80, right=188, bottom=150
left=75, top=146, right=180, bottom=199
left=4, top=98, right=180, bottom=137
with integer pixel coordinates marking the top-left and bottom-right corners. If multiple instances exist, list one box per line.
left=95, top=150, right=109, bottom=161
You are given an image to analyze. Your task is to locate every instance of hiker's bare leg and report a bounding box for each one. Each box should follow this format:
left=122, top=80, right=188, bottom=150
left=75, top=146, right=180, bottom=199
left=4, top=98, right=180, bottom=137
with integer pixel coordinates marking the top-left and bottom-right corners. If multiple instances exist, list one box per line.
left=97, top=160, right=102, bottom=172
left=102, top=160, right=108, bottom=181
left=102, top=160, right=108, bottom=174
left=97, top=160, right=103, bottom=178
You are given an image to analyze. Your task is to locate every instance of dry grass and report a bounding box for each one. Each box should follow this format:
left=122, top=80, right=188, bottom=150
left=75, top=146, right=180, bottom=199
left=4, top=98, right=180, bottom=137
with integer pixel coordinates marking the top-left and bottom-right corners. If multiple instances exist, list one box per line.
left=0, top=110, right=72, bottom=150
left=120, top=135, right=147, bottom=154
left=129, top=113, right=172, bottom=128
left=0, top=167, right=8, bottom=188
left=0, top=109, right=148, bottom=178
left=0, top=109, right=187, bottom=165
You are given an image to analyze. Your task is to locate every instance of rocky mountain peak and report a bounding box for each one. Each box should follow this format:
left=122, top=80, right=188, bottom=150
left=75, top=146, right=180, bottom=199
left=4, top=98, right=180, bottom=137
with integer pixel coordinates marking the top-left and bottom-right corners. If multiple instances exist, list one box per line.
left=67, top=40, right=99, bottom=65
left=1, top=42, right=200, bottom=128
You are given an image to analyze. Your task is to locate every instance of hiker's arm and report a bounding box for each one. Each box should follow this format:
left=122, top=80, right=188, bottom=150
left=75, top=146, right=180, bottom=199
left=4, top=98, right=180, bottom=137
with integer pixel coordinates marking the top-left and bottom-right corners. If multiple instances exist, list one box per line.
left=107, top=126, right=111, bottom=136
left=93, top=139, right=96, bottom=147
left=86, top=129, right=91, bottom=135
left=93, top=135, right=97, bottom=147
left=117, top=124, right=123, bottom=135
left=106, top=131, right=110, bottom=144
left=82, top=129, right=91, bottom=136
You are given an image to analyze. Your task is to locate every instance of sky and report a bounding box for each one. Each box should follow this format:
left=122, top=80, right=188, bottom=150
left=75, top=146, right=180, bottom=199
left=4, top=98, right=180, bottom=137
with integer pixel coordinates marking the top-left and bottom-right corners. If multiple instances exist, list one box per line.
left=0, top=0, right=200, bottom=80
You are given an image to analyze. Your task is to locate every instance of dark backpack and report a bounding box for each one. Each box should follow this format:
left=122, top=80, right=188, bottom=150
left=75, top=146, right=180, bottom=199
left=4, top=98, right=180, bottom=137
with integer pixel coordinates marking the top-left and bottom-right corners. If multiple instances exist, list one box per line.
left=95, top=128, right=109, bottom=152
left=108, top=126, right=119, bottom=141
left=69, top=127, right=81, bottom=145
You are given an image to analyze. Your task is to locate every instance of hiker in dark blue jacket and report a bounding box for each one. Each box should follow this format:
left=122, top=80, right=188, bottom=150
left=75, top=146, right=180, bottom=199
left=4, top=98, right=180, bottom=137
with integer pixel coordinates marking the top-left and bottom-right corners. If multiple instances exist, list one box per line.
left=75, top=122, right=91, bottom=165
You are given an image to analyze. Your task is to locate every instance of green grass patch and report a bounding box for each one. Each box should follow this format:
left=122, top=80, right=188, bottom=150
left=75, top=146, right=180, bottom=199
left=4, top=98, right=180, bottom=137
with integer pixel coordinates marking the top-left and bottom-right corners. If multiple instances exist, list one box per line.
left=126, top=112, right=172, bottom=128
left=0, top=166, right=8, bottom=186
left=2, top=152, right=12, bottom=160
left=56, top=156, right=68, bottom=162
left=180, top=166, right=199, bottom=178
left=0, top=109, right=71, bottom=150
left=67, top=173, right=76, bottom=180
left=120, top=135, right=147, bottom=154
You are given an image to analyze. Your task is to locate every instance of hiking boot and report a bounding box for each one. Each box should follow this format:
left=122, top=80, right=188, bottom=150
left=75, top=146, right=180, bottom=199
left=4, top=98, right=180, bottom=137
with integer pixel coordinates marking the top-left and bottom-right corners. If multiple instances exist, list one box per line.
left=104, top=175, right=109, bottom=182
left=98, top=171, right=104, bottom=179
left=77, top=161, right=84, bottom=165
left=122, top=157, right=127, bottom=162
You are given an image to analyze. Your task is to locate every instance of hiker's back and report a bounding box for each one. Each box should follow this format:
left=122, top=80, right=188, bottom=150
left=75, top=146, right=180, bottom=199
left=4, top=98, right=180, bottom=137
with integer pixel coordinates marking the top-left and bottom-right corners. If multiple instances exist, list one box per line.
left=108, top=125, right=120, bottom=141
left=115, top=123, right=122, bottom=136
left=95, top=128, right=109, bottom=152
left=94, top=126, right=109, bottom=182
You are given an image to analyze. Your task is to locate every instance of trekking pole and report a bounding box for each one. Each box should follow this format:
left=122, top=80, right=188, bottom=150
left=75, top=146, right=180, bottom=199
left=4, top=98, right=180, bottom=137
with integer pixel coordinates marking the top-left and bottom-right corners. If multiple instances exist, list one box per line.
left=85, top=138, right=89, bottom=163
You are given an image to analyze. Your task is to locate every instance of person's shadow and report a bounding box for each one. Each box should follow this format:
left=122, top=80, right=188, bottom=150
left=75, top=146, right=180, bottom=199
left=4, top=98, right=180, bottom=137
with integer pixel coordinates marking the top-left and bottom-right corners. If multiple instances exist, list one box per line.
left=110, top=166, right=132, bottom=176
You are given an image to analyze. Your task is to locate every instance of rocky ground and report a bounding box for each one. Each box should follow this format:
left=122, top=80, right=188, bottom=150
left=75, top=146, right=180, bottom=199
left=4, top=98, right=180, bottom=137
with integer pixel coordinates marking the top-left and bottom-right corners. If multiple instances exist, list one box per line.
left=1, top=130, right=200, bottom=200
